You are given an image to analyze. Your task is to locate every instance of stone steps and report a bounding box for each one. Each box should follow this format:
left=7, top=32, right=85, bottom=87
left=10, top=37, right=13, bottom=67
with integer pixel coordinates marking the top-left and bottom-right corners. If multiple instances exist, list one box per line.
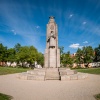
left=61, top=73, right=88, bottom=81
left=27, top=70, right=45, bottom=76
left=45, top=68, right=60, bottom=80
left=17, top=72, right=45, bottom=81
left=59, top=70, right=77, bottom=75
left=17, top=68, right=46, bottom=81
left=17, top=68, right=88, bottom=81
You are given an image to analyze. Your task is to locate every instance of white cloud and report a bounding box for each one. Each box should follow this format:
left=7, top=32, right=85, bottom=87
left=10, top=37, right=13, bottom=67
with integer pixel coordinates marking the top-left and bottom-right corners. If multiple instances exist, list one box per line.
left=83, top=41, right=88, bottom=44
left=36, top=26, right=40, bottom=29
left=11, top=30, right=16, bottom=35
left=82, top=21, right=87, bottom=25
left=69, top=14, right=73, bottom=18
left=11, top=30, right=14, bottom=32
left=69, top=43, right=83, bottom=49
left=14, top=32, right=17, bottom=35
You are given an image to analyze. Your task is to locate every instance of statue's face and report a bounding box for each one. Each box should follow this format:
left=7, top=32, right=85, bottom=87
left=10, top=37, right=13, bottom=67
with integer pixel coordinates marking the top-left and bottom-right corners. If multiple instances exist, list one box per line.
left=50, top=25, right=54, bottom=30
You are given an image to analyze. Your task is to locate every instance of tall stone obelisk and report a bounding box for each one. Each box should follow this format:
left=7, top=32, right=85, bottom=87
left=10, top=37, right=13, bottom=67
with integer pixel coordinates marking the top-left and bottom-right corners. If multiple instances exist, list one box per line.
left=44, top=16, right=60, bottom=68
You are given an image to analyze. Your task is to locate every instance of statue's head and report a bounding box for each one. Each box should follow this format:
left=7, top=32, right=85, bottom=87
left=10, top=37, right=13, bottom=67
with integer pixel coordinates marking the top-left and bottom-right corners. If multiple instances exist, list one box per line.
left=49, top=16, right=55, bottom=19
left=49, top=16, right=55, bottom=23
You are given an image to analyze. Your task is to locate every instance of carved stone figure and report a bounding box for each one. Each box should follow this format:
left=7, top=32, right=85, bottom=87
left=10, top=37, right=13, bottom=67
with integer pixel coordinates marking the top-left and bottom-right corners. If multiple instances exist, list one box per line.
left=47, top=31, right=56, bottom=48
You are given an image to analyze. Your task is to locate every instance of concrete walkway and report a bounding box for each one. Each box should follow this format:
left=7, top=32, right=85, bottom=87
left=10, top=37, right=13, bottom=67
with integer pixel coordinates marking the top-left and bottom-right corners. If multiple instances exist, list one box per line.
left=0, top=73, right=100, bottom=100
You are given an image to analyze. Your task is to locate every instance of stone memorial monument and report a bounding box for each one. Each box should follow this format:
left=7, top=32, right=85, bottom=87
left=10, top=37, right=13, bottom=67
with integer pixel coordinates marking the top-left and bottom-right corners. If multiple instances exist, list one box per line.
left=18, top=16, right=88, bottom=81
left=44, top=16, right=60, bottom=68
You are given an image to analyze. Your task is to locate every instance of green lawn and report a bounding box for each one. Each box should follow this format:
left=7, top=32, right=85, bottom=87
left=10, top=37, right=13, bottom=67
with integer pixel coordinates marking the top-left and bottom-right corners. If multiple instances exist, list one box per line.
left=0, top=93, right=13, bottom=100
left=0, top=67, right=30, bottom=75
left=94, top=93, right=100, bottom=100
left=75, top=68, right=100, bottom=75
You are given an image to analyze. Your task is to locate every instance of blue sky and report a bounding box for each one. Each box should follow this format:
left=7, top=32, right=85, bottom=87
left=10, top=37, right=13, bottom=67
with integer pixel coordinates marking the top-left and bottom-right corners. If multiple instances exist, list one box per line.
left=0, top=0, right=100, bottom=54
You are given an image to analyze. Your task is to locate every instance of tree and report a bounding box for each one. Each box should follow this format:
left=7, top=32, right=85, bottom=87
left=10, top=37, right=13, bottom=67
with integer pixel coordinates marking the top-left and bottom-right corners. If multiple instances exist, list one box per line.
left=0, top=43, right=7, bottom=62
left=16, top=46, right=30, bottom=64
left=83, top=46, right=94, bottom=63
left=59, top=46, right=64, bottom=55
left=7, top=48, right=16, bottom=62
left=28, top=46, right=38, bottom=64
left=94, top=44, right=100, bottom=62
left=61, top=51, right=73, bottom=67
left=75, top=48, right=83, bottom=64
left=37, top=52, right=44, bottom=67
left=0, top=43, right=44, bottom=67
left=75, top=46, right=94, bottom=65
left=14, top=43, right=21, bottom=53
left=16, top=46, right=38, bottom=66
left=59, top=46, right=64, bottom=65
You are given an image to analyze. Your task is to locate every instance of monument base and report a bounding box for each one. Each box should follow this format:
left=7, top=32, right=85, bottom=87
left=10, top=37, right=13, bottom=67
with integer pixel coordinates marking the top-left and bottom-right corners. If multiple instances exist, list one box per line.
left=17, top=68, right=88, bottom=81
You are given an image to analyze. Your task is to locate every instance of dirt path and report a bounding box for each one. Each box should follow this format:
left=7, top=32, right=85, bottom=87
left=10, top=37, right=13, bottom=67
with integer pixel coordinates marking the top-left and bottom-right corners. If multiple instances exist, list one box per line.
left=0, top=73, right=100, bottom=100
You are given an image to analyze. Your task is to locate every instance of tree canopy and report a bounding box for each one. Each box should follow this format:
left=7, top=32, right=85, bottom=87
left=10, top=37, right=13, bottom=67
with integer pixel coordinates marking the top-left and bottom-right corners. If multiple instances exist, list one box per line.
left=75, top=46, right=94, bottom=64
left=0, top=43, right=100, bottom=67
left=94, top=44, right=100, bottom=62
left=0, top=43, right=44, bottom=66
left=0, top=43, right=7, bottom=62
left=60, top=45, right=100, bottom=67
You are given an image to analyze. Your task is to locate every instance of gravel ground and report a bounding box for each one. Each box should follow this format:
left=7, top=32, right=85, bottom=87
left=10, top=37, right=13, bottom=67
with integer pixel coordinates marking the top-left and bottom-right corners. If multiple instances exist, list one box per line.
left=0, top=73, right=100, bottom=100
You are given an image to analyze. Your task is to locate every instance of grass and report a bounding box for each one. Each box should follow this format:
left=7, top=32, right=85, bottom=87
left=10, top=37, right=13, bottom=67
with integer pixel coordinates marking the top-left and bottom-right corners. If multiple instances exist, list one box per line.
left=0, top=93, right=13, bottom=100
left=75, top=68, right=100, bottom=75
left=94, top=94, right=100, bottom=100
left=0, top=67, right=30, bottom=75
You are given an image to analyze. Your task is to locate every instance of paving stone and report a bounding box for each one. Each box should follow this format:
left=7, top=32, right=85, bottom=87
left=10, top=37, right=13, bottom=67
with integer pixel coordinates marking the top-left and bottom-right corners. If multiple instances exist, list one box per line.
left=61, top=75, right=70, bottom=81
left=27, top=75, right=45, bottom=81
left=77, top=74, right=88, bottom=80
left=66, top=70, right=77, bottom=75
left=19, top=74, right=28, bottom=80
left=70, top=75, right=78, bottom=80
left=27, top=70, right=45, bottom=75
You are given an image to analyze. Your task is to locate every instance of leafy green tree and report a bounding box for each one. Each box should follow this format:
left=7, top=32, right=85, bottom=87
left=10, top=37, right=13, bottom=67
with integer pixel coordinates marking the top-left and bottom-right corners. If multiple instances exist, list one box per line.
left=75, top=46, right=94, bottom=65
left=75, top=48, right=83, bottom=64
left=83, top=46, right=94, bottom=63
left=59, top=46, right=64, bottom=55
left=61, top=51, right=73, bottom=67
left=60, top=47, right=73, bottom=67
left=7, top=48, right=16, bottom=62
left=94, top=44, right=100, bottom=62
left=59, top=46, right=64, bottom=65
left=16, top=46, right=30, bottom=63
left=0, top=43, right=7, bottom=62
left=37, top=52, right=44, bottom=67
left=16, top=46, right=39, bottom=66
left=14, top=43, right=21, bottom=53
left=0, top=43, right=44, bottom=67
left=28, top=46, right=38, bottom=64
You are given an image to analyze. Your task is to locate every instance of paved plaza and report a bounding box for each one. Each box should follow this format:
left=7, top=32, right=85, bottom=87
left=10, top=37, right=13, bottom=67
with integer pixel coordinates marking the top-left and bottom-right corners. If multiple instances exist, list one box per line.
left=0, top=73, right=100, bottom=100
